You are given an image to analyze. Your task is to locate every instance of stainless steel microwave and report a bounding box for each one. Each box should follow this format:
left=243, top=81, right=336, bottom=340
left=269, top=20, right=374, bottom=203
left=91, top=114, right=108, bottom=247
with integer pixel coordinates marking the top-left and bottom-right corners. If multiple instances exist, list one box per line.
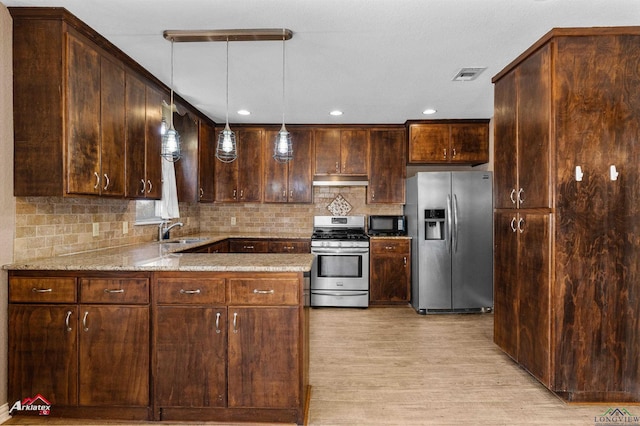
left=367, top=215, right=407, bottom=236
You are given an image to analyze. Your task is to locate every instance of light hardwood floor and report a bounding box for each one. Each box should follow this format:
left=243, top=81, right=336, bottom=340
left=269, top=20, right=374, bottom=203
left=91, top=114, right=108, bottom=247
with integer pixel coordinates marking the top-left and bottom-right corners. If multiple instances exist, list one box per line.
left=3, top=306, right=629, bottom=425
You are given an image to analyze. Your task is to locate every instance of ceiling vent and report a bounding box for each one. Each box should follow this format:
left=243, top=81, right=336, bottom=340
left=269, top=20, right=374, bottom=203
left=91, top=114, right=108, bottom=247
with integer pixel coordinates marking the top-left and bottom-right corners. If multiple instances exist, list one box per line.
left=452, top=67, right=486, bottom=81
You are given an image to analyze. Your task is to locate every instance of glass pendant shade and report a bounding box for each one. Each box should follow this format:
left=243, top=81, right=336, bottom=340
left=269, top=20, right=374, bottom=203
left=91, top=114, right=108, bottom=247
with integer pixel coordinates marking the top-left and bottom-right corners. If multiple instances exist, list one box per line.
left=273, top=124, right=293, bottom=162
left=162, top=127, right=181, bottom=162
left=273, top=29, right=293, bottom=163
left=216, top=123, right=237, bottom=163
left=216, top=40, right=238, bottom=163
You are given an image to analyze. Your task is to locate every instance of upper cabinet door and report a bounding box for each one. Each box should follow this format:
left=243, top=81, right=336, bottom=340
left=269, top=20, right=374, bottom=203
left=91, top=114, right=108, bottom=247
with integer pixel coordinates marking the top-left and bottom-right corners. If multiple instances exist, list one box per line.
left=408, top=124, right=450, bottom=163
left=287, top=128, right=314, bottom=203
left=99, top=56, right=126, bottom=197
left=237, top=128, right=263, bottom=202
left=66, top=33, right=101, bottom=195
left=314, top=129, right=342, bottom=174
left=263, top=129, right=289, bottom=203
left=516, top=44, right=552, bottom=210
left=173, top=109, right=199, bottom=203
left=340, top=129, right=369, bottom=175
left=368, top=128, right=406, bottom=204
left=198, top=121, right=216, bottom=202
left=144, top=86, right=163, bottom=199
left=450, top=123, right=489, bottom=164
left=493, top=71, right=518, bottom=209
left=124, top=73, right=147, bottom=198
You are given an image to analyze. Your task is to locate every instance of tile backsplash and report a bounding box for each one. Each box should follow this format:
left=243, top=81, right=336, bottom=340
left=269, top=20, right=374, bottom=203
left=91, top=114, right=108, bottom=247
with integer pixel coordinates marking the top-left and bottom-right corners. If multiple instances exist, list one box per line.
left=13, top=187, right=402, bottom=262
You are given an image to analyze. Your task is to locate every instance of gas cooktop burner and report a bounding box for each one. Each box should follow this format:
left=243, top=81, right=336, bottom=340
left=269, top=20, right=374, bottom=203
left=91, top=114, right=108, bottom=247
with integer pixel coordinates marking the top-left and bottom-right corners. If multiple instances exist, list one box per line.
left=311, top=229, right=369, bottom=241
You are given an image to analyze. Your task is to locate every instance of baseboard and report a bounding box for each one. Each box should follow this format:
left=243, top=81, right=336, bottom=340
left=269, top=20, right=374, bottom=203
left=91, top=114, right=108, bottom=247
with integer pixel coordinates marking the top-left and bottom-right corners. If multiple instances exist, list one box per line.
left=0, top=402, right=11, bottom=423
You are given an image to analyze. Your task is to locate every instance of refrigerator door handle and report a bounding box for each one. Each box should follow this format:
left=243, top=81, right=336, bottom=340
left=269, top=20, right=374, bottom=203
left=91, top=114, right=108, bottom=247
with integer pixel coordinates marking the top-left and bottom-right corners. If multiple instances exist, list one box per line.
left=453, top=194, right=459, bottom=253
left=446, top=194, right=452, bottom=253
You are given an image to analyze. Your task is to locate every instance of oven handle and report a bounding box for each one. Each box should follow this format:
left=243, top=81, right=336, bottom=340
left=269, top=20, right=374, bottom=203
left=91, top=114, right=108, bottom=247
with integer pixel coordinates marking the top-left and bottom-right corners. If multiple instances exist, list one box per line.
left=312, top=290, right=369, bottom=296
left=311, top=248, right=369, bottom=254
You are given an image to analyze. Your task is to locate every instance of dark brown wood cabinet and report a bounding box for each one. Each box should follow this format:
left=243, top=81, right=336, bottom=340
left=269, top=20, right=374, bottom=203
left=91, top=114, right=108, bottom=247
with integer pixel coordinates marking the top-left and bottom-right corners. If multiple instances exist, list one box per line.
left=11, top=8, right=165, bottom=199
left=407, top=120, right=489, bottom=165
left=198, top=121, right=216, bottom=202
left=8, top=272, right=150, bottom=419
left=263, top=127, right=314, bottom=203
left=125, top=74, right=164, bottom=199
left=215, top=127, right=263, bottom=202
left=368, top=128, right=406, bottom=204
left=173, top=108, right=200, bottom=202
left=154, top=276, right=227, bottom=411
left=492, top=27, right=640, bottom=403
left=228, top=239, right=269, bottom=253
left=314, top=128, right=369, bottom=175
left=369, top=238, right=411, bottom=304
left=268, top=239, right=311, bottom=253
left=153, top=272, right=308, bottom=424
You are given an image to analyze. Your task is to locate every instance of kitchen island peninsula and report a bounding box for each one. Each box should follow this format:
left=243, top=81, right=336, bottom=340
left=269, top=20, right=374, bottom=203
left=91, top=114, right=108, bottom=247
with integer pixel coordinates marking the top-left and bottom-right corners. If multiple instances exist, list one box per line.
left=4, top=236, right=312, bottom=425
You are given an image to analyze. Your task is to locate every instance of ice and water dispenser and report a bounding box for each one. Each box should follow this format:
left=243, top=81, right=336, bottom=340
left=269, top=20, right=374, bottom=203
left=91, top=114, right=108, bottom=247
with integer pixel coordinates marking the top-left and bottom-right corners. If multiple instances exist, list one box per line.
left=424, top=209, right=445, bottom=240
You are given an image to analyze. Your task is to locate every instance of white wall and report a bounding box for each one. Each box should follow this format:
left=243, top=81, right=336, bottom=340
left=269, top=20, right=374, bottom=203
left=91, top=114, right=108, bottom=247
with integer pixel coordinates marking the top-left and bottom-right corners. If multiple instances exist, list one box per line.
left=0, top=2, right=15, bottom=421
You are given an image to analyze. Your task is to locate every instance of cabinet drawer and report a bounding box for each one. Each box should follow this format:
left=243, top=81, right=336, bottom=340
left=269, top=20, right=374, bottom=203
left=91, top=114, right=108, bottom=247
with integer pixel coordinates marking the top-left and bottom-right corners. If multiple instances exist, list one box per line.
left=229, top=240, right=269, bottom=253
left=9, top=277, right=77, bottom=303
left=268, top=240, right=310, bottom=253
left=371, top=239, right=410, bottom=254
left=156, top=277, right=226, bottom=304
left=229, top=278, right=299, bottom=305
left=80, top=278, right=149, bottom=304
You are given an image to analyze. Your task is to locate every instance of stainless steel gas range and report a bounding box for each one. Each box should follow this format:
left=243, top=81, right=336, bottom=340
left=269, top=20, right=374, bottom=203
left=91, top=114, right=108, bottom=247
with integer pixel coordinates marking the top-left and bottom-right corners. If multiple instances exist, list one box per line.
left=310, top=215, right=370, bottom=308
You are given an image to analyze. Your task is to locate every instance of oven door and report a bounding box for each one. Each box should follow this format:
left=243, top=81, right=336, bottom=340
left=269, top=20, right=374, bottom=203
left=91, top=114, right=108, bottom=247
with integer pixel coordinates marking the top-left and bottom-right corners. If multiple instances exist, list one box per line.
left=310, top=247, right=369, bottom=291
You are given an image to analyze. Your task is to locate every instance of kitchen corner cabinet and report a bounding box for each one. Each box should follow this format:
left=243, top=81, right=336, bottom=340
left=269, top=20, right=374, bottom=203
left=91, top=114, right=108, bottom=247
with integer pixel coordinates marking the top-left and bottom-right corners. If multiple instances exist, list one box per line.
left=214, top=127, right=263, bottom=202
left=124, top=73, right=163, bottom=199
left=263, top=127, right=314, bottom=203
left=369, top=238, right=411, bottom=304
left=407, top=120, right=489, bottom=165
left=314, top=128, right=369, bottom=175
left=367, top=128, right=406, bottom=204
left=8, top=272, right=150, bottom=419
left=11, top=8, right=163, bottom=199
left=153, top=272, right=308, bottom=424
left=492, top=27, right=640, bottom=403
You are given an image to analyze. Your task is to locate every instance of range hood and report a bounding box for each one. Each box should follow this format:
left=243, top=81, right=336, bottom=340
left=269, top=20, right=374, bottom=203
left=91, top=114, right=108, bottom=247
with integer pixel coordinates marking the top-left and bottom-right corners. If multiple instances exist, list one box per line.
left=312, top=176, right=369, bottom=186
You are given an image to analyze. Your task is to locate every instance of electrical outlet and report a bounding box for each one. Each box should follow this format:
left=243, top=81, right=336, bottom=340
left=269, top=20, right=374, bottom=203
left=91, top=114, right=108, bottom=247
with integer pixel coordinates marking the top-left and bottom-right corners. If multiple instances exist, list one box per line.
left=123, top=221, right=129, bottom=234
left=231, top=217, right=236, bottom=226
left=92, top=222, right=99, bottom=237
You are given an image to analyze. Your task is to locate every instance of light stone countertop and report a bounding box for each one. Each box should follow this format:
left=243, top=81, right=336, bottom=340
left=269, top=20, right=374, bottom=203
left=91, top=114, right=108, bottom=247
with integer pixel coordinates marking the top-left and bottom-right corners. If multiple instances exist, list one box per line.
left=3, top=233, right=314, bottom=273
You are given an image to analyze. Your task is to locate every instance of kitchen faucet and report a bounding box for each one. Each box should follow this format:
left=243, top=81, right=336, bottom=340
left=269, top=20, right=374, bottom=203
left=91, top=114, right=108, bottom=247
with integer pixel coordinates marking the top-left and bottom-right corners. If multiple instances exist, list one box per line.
left=159, top=221, right=184, bottom=241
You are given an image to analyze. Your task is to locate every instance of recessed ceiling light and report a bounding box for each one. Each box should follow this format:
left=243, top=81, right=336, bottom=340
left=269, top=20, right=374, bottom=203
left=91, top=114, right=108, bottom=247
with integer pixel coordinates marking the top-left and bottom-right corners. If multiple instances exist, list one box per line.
left=422, top=108, right=437, bottom=115
left=237, top=109, right=251, bottom=116
left=329, top=110, right=343, bottom=116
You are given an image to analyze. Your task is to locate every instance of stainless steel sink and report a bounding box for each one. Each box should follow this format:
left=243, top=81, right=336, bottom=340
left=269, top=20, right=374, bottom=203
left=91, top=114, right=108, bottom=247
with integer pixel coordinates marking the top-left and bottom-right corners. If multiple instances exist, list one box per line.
left=161, top=238, right=208, bottom=244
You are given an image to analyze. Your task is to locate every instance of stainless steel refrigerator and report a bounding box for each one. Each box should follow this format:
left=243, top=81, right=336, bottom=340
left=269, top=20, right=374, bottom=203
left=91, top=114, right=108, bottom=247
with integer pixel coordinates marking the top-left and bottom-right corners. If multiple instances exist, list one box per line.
left=405, top=171, right=493, bottom=314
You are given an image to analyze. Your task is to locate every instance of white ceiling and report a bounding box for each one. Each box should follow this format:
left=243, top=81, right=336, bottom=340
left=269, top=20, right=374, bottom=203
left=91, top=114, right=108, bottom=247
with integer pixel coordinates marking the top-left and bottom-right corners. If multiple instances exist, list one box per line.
left=3, top=0, right=640, bottom=124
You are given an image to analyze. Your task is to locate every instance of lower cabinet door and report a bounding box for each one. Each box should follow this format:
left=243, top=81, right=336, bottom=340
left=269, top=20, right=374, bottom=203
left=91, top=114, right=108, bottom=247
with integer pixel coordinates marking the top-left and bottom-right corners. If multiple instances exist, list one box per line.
left=78, top=305, right=149, bottom=406
left=155, top=306, right=227, bottom=407
left=8, top=305, right=79, bottom=406
left=227, top=306, right=300, bottom=408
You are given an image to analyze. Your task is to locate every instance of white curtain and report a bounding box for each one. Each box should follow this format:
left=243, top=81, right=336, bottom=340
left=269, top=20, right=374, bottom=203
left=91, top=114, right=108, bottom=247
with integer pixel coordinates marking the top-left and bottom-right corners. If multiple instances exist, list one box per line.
left=155, top=158, right=180, bottom=219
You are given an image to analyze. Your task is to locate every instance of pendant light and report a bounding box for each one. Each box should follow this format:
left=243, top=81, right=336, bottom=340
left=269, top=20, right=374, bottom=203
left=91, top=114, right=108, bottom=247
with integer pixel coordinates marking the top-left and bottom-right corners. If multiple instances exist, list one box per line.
left=273, top=29, right=293, bottom=163
left=216, top=39, right=237, bottom=163
left=162, top=40, right=181, bottom=162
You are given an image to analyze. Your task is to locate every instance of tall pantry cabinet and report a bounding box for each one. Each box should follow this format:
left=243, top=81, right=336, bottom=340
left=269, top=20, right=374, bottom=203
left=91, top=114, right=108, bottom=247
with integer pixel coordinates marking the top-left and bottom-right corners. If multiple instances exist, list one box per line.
left=492, top=27, right=640, bottom=402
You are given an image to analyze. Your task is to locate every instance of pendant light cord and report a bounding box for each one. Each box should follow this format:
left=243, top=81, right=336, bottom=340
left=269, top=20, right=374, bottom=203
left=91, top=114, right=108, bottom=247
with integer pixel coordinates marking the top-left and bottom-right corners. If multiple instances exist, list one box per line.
left=169, top=40, right=175, bottom=130
left=225, top=38, right=230, bottom=127
left=281, top=29, right=286, bottom=127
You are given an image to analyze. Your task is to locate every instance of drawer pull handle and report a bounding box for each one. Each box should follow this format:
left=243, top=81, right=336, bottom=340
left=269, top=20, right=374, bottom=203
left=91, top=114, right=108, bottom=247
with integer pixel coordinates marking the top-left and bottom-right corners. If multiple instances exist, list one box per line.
left=32, top=287, right=53, bottom=293
left=82, top=311, right=89, bottom=332
left=232, top=312, right=239, bottom=334
left=244, top=245, right=254, bottom=249
left=94, top=171, right=100, bottom=189
left=215, top=312, right=221, bottom=334
left=385, top=246, right=394, bottom=250
left=180, top=289, right=201, bottom=295
left=103, top=288, right=124, bottom=294
left=253, top=289, right=275, bottom=295
left=65, top=310, right=73, bottom=332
